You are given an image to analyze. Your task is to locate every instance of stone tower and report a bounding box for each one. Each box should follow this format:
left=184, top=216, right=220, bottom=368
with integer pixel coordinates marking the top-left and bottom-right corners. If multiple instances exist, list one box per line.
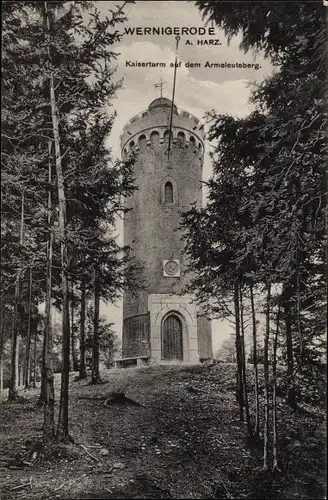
left=120, top=97, right=212, bottom=363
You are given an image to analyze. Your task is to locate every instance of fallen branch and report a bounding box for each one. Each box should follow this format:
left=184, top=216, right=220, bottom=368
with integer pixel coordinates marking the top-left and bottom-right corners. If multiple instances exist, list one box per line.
left=6, top=458, right=32, bottom=469
left=217, top=474, right=232, bottom=499
left=54, top=481, right=66, bottom=492
left=80, top=444, right=102, bottom=463
left=11, top=482, right=30, bottom=491
left=103, top=468, right=114, bottom=476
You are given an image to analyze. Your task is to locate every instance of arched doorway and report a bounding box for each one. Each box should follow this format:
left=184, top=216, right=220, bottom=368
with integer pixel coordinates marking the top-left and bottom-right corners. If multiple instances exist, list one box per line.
left=162, top=314, right=183, bottom=360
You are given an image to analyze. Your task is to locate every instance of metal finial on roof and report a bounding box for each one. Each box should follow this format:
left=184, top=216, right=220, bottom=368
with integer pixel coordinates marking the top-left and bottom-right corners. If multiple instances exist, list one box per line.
left=154, top=78, right=166, bottom=98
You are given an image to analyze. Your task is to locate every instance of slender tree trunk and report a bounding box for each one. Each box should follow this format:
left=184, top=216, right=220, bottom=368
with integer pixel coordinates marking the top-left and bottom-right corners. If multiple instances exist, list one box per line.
left=79, top=279, right=87, bottom=379
left=70, top=280, right=78, bottom=372
left=43, top=139, right=55, bottom=442
left=24, top=267, right=33, bottom=390
left=32, top=328, right=37, bottom=388
left=9, top=280, right=21, bottom=399
left=42, top=1, right=70, bottom=441
left=283, top=286, right=295, bottom=408
left=91, top=268, right=101, bottom=384
left=29, top=338, right=34, bottom=388
left=263, top=282, right=271, bottom=472
left=19, top=357, right=24, bottom=388
left=18, top=347, right=21, bottom=388
left=0, top=307, right=4, bottom=401
left=250, top=283, right=260, bottom=437
left=239, top=285, right=252, bottom=437
left=22, top=352, right=26, bottom=388
left=37, top=323, right=47, bottom=406
left=272, top=302, right=280, bottom=473
left=233, top=280, right=244, bottom=422
left=9, top=192, right=25, bottom=401
left=0, top=358, right=3, bottom=401
left=18, top=301, right=25, bottom=389
left=70, top=281, right=73, bottom=371
left=296, top=259, right=303, bottom=358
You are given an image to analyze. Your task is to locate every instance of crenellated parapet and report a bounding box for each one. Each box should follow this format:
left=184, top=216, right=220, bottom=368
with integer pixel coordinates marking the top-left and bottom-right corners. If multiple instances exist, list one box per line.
left=120, top=97, right=206, bottom=159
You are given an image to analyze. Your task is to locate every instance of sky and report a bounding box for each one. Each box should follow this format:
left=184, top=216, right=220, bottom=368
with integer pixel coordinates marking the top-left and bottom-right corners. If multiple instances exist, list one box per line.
left=94, top=0, right=273, bottom=355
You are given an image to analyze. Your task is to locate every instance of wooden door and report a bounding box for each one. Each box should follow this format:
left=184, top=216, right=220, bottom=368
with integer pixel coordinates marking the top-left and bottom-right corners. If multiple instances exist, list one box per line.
left=162, top=314, right=183, bottom=360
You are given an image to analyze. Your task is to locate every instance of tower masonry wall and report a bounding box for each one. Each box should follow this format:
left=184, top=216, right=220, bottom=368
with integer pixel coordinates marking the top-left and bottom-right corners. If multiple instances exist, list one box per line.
left=121, top=99, right=212, bottom=360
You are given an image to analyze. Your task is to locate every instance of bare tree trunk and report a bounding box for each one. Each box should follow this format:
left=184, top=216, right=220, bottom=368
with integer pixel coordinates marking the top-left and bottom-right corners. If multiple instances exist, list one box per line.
left=282, top=286, right=295, bottom=408
left=0, top=304, right=9, bottom=401
left=296, top=258, right=303, bottom=358
left=18, top=360, right=21, bottom=387
left=19, top=356, right=24, bottom=388
left=32, top=328, right=37, bottom=388
left=70, top=281, right=73, bottom=371
left=250, top=283, right=260, bottom=437
left=70, top=280, right=78, bottom=372
left=263, top=282, right=271, bottom=472
left=43, top=139, right=55, bottom=442
left=24, top=267, right=33, bottom=390
left=42, top=1, right=70, bottom=441
left=37, top=321, right=46, bottom=405
left=18, top=343, right=21, bottom=388
left=22, top=352, right=26, bottom=388
left=272, top=302, right=281, bottom=472
left=79, top=279, right=87, bottom=379
left=0, top=358, right=3, bottom=401
left=53, top=104, right=70, bottom=439
left=0, top=307, right=4, bottom=401
left=9, top=192, right=24, bottom=401
left=239, top=285, right=252, bottom=437
left=30, top=338, right=34, bottom=388
left=91, top=268, right=101, bottom=384
left=233, top=280, right=244, bottom=422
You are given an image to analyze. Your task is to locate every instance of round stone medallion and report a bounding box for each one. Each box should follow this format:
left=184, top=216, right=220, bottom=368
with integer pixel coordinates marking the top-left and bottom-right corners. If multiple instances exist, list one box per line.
left=164, top=260, right=179, bottom=276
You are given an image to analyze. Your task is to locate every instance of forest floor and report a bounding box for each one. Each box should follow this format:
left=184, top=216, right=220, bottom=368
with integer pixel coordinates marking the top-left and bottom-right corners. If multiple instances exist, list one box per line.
left=0, top=363, right=326, bottom=499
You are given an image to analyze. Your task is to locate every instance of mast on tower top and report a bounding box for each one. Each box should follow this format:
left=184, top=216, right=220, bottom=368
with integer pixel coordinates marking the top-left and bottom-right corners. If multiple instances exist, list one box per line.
left=167, top=35, right=181, bottom=159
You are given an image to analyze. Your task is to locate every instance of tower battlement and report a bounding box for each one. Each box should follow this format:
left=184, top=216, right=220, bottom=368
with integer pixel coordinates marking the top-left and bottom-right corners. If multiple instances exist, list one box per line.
left=120, top=98, right=206, bottom=158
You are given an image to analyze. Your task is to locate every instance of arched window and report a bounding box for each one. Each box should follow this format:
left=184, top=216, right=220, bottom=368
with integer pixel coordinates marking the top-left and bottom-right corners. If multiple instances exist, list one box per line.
left=138, top=134, right=147, bottom=150
left=190, top=136, right=195, bottom=146
left=177, top=131, right=185, bottom=145
left=150, top=130, right=159, bottom=145
left=164, top=181, right=173, bottom=204
left=161, top=176, right=178, bottom=206
left=164, top=130, right=171, bottom=143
